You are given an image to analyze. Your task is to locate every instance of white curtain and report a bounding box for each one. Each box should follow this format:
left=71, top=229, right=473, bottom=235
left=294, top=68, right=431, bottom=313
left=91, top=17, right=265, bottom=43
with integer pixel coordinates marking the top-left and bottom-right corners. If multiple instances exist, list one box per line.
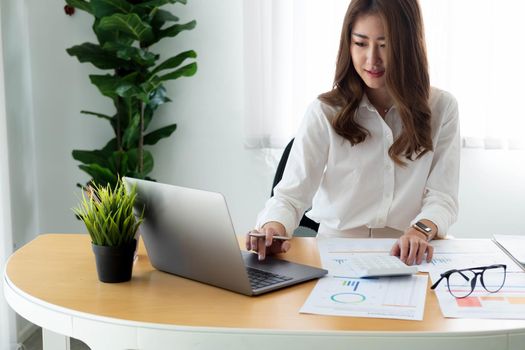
left=243, top=0, right=348, bottom=148
left=421, top=0, right=525, bottom=149
left=0, top=9, right=18, bottom=350
left=243, top=0, right=525, bottom=149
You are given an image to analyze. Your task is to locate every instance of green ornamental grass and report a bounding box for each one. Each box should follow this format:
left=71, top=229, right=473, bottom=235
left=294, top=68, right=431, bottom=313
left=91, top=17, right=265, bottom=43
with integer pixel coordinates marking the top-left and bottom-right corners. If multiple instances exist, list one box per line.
left=73, top=180, right=143, bottom=247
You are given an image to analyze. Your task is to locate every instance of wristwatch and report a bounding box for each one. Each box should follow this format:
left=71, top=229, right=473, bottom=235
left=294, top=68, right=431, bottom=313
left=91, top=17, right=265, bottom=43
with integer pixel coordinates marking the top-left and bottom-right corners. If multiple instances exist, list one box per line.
left=412, top=221, right=433, bottom=241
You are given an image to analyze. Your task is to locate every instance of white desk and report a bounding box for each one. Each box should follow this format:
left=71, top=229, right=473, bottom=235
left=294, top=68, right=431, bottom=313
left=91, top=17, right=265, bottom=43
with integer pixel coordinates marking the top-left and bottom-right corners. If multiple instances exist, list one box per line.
left=4, top=234, right=525, bottom=350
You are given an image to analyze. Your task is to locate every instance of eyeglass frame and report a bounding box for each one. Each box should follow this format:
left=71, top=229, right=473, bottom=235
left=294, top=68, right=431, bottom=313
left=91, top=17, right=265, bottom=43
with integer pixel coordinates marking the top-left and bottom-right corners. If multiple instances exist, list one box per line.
left=430, top=264, right=507, bottom=299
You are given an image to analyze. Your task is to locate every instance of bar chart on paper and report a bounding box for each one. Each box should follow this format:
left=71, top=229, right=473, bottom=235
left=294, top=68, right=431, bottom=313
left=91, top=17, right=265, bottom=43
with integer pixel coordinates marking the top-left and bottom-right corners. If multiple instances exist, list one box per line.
left=418, top=239, right=523, bottom=273
left=300, top=275, right=428, bottom=320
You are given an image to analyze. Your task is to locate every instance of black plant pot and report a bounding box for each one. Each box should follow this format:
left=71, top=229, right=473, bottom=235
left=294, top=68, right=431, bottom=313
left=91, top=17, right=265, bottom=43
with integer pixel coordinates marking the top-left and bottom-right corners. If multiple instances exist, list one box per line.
left=92, top=239, right=137, bottom=283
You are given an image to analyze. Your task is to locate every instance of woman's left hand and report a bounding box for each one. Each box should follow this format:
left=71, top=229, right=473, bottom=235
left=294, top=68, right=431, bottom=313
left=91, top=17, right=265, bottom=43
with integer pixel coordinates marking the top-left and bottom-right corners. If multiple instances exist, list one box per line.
left=390, top=229, right=434, bottom=265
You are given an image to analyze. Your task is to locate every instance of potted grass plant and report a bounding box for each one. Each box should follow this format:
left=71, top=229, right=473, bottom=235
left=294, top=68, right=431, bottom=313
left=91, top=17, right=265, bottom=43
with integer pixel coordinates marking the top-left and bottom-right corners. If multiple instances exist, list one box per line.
left=73, top=178, right=144, bottom=283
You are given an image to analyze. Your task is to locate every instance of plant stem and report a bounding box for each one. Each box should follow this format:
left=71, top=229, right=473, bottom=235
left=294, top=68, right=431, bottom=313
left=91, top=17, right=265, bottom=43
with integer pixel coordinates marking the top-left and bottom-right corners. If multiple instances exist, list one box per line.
left=116, top=97, right=123, bottom=151
left=139, top=101, right=145, bottom=173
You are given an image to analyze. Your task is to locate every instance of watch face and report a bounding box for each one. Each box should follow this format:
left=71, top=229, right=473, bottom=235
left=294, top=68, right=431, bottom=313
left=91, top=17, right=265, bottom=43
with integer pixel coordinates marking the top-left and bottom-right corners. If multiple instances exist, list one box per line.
left=415, top=222, right=432, bottom=233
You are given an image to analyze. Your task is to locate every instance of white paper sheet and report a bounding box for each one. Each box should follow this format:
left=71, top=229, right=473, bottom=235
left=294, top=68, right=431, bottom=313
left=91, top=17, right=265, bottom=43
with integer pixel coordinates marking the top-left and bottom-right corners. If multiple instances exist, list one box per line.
left=418, top=239, right=523, bottom=273
left=430, top=270, right=525, bottom=319
left=308, top=238, right=427, bottom=320
left=300, top=275, right=428, bottom=320
left=317, top=238, right=396, bottom=277
left=493, top=234, right=525, bottom=265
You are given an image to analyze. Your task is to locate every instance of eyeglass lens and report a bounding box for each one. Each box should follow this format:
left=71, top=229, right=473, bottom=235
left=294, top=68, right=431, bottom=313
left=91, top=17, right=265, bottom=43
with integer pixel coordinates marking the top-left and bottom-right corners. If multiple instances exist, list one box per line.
left=447, top=270, right=477, bottom=298
left=447, top=265, right=506, bottom=298
left=481, top=265, right=506, bottom=293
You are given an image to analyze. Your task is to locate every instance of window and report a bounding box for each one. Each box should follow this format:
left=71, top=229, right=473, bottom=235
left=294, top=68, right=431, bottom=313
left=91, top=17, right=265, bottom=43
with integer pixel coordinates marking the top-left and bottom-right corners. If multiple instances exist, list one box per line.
left=244, top=0, right=525, bottom=149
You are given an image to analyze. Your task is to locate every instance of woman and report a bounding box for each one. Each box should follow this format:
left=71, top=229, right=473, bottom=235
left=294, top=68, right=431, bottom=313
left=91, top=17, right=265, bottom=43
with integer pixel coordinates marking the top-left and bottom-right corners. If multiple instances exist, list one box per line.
left=247, top=0, right=459, bottom=266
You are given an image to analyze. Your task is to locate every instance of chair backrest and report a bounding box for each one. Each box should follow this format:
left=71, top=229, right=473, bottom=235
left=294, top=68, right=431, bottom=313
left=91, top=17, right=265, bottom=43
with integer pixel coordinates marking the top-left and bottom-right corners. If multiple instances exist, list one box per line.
left=271, top=138, right=320, bottom=233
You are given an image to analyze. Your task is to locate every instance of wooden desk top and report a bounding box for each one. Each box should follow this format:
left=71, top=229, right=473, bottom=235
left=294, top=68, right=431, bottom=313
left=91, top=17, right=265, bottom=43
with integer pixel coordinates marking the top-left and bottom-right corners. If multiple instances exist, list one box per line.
left=6, top=234, right=525, bottom=333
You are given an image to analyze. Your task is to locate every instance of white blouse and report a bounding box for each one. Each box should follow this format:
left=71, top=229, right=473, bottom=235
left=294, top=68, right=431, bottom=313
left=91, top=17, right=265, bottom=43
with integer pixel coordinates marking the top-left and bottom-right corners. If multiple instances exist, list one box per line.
left=256, top=87, right=460, bottom=238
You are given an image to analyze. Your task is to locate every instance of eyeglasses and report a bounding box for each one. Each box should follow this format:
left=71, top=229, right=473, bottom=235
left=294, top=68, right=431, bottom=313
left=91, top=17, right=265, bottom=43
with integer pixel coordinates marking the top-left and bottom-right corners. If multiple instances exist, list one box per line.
left=430, top=264, right=507, bottom=298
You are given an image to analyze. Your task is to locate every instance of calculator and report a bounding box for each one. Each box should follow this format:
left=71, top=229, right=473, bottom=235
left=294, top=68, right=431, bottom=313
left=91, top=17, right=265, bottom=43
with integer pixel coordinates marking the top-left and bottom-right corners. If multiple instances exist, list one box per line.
left=340, top=254, right=418, bottom=278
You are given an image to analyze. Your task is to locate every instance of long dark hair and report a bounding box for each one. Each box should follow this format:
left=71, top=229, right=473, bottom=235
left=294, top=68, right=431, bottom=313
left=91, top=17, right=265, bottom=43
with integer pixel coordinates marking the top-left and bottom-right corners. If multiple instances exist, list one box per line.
left=319, top=0, right=432, bottom=165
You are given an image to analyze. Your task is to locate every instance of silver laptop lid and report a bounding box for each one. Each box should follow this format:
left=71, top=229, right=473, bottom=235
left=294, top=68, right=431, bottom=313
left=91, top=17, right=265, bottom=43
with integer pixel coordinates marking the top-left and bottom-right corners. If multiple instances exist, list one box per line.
left=123, top=177, right=253, bottom=295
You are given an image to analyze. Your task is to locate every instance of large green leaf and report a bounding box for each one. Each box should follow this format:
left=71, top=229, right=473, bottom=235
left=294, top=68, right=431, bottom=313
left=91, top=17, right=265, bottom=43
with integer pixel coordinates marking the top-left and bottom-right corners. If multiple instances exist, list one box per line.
left=72, top=150, right=111, bottom=167
left=150, top=8, right=179, bottom=33
left=139, top=80, right=159, bottom=97
left=116, top=84, right=144, bottom=100
left=135, top=0, right=186, bottom=9
left=151, top=50, right=196, bottom=75
left=103, top=138, right=118, bottom=152
left=126, top=148, right=139, bottom=170
left=143, top=106, right=155, bottom=131
left=79, top=163, right=117, bottom=187
left=99, top=13, right=154, bottom=43
left=90, top=74, right=119, bottom=99
left=93, top=18, right=133, bottom=46
left=103, top=42, right=158, bottom=66
left=108, top=150, right=129, bottom=175
left=148, top=20, right=196, bottom=46
left=91, top=0, right=133, bottom=18
left=67, top=43, right=129, bottom=70
left=90, top=73, right=138, bottom=99
left=80, top=110, right=113, bottom=122
left=152, top=9, right=179, bottom=24
left=122, top=112, right=141, bottom=149
left=126, top=149, right=154, bottom=175
left=157, top=62, right=197, bottom=82
left=65, top=0, right=93, bottom=14
left=144, top=124, right=177, bottom=145
left=142, top=150, right=154, bottom=174
left=113, top=97, right=133, bottom=133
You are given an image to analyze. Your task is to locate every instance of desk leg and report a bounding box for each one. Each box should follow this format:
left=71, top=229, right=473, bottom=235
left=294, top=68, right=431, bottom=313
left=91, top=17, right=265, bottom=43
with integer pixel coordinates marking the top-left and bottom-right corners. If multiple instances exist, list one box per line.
left=42, top=329, right=71, bottom=350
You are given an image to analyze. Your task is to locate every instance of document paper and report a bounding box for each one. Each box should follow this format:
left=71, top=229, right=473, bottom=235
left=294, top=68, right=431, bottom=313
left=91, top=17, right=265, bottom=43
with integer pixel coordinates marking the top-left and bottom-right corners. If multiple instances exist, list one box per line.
left=493, top=234, right=525, bottom=265
left=317, top=238, right=396, bottom=277
left=300, top=275, right=428, bottom=320
left=421, top=239, right=525, bottom=319
left=430, top=270, right=525, bottom=319
left=418, top=239, right=523, bottom=273
left=303, top=238, right=427, bottom=320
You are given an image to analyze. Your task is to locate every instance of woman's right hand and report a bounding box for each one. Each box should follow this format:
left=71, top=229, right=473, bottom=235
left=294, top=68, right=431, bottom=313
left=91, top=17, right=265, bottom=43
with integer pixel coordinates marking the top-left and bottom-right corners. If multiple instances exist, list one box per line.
left=245, top=221, right=291, bottom=260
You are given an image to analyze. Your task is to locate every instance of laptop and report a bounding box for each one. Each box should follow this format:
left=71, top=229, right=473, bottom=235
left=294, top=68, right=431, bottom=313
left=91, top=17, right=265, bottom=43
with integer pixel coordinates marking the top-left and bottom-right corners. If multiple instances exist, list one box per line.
left=493, top=234, right=525, bottom=270
left=123, top=177, right=327, bottom=296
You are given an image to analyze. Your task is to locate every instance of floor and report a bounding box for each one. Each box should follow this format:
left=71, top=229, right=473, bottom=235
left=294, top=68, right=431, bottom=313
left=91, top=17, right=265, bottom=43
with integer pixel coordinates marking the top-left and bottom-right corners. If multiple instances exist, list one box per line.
left=23, top=327, right=90, bottom=350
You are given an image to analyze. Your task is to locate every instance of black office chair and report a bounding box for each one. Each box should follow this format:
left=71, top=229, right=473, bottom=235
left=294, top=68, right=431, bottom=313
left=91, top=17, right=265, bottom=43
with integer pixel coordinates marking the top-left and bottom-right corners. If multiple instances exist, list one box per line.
left=271, top=138, right=320, bottom=235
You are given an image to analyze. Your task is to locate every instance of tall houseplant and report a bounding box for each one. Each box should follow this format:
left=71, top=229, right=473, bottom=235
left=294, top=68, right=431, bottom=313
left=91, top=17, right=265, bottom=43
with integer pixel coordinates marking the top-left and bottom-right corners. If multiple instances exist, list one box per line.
left=66, top=0, right=197, bottom=188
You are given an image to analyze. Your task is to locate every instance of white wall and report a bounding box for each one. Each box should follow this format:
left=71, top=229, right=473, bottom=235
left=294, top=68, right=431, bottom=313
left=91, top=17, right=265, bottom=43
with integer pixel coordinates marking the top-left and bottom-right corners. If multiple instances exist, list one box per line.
left=1, top=0, right=39, bottom=251
left=4, top=0, right=272, bottom=248
left=0, top=4, right=19, bottom=348
left=3, top=0, right=525, bottom=251
left=451, top=148, right=525, bottom=238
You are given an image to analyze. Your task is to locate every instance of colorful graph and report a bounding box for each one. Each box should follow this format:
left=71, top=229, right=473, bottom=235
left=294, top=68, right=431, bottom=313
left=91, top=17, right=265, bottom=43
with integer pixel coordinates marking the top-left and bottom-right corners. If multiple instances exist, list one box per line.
left=430, top=256, right=452, bottom=265
left=456, top=296, right=525, bottom=308
left=341, top=279, right=360, bottom=291
left=330, top=292, right=366, bottom=304
left=333, top=258, right=347, bottom=265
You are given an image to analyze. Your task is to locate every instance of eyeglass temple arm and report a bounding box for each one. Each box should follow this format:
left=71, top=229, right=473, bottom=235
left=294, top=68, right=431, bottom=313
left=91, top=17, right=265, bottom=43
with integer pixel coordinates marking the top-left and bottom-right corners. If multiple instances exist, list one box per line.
left=462, top=265, right=504, bottom=270
left=430, top=275, right=446, bottom=290
left=431, top=270, right=470, bottom=290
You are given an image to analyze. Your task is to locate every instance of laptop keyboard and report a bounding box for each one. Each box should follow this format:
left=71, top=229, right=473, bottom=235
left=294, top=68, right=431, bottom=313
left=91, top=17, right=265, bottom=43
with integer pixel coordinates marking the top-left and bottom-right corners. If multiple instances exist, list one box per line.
left=246, top=267, right=293, bottom=290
